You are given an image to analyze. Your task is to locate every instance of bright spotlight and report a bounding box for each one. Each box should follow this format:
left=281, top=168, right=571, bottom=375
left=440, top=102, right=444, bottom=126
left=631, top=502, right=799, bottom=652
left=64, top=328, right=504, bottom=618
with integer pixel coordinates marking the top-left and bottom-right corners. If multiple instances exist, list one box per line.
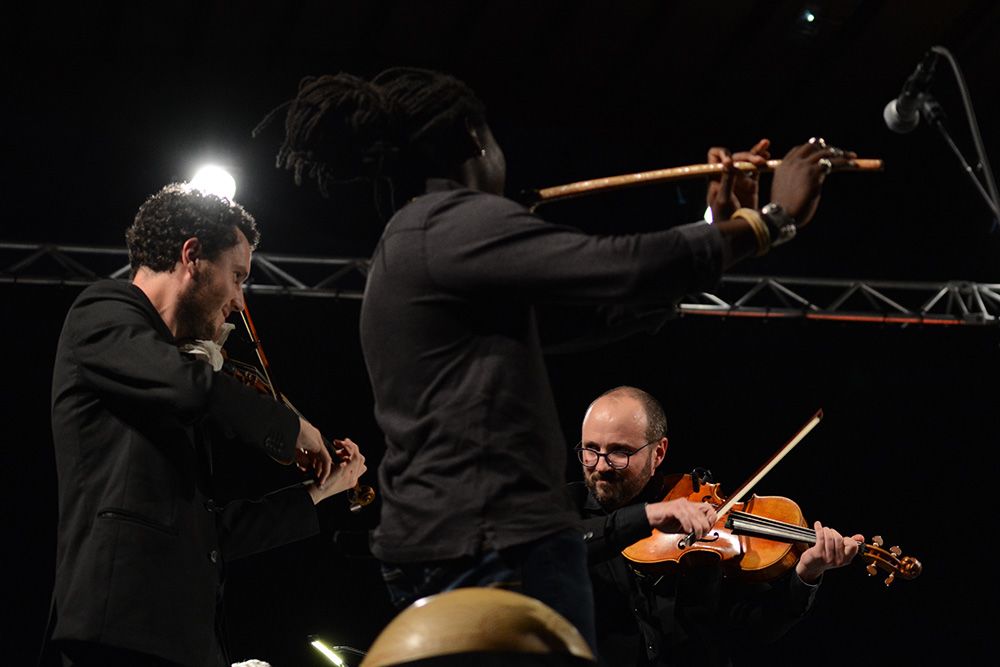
left=189, top=165, right=237, bottom=200
left=803, top=9, right=816, bottom=23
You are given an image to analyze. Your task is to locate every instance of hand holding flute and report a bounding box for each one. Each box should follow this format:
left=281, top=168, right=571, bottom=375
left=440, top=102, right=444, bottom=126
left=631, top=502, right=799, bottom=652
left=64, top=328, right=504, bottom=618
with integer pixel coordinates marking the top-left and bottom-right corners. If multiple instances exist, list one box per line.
left=708, top=137, right=859, bottom=262
left=526, top=138, right=877, bottom=209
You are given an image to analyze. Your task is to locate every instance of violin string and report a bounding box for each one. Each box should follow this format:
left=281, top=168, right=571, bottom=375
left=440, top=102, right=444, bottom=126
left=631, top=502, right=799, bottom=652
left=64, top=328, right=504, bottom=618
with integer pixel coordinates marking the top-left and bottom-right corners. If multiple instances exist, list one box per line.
left=729, top=517, right=815, bottom=544
left=731, top=512, right=897, bottom=573
left=729, top=511, right=815, bottom=539
left=729, top=510, right=816, bottom=543
left=728, top=509, right=814, bottom=535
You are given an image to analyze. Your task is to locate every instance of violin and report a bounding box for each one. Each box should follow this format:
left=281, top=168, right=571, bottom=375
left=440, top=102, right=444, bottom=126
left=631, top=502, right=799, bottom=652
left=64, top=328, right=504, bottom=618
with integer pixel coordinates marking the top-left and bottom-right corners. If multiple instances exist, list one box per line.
left=221, top=306, right=375, bottom=513
left=622, top=471, right=922, bottom=586
left=622, top=411, right=922, bottom=586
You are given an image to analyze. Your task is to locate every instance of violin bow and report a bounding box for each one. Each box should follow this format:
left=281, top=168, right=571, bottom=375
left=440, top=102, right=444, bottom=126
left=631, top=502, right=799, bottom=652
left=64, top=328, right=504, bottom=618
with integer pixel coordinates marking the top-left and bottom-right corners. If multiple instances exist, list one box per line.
left=237, top=300, right=375, bottom=512
left=239, top=306, right=279, bottom=401
left=679, top=409, right=823, bottom=548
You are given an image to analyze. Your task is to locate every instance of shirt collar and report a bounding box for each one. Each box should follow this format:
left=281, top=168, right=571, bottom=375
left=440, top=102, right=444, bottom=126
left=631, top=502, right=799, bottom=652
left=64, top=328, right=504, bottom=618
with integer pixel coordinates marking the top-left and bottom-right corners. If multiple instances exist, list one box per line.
left=425, top=177, right=466, bottom=193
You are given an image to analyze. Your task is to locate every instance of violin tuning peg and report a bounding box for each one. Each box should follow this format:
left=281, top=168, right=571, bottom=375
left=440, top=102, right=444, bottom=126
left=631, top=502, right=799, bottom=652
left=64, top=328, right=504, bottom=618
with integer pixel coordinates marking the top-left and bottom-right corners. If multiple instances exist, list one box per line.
left=884, top=572, right=895, bottom=587
left=889, top=545, right=902, bottom=557
left=866, top=563, right=878, bottom=576
left=872, top=535, right=884, bottom=547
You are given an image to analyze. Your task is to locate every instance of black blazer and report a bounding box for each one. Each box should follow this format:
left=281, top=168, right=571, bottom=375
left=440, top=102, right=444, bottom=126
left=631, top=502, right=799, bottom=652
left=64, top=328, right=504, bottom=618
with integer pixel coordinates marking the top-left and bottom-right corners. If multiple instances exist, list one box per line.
left=50, top=280, right=318, bottom=666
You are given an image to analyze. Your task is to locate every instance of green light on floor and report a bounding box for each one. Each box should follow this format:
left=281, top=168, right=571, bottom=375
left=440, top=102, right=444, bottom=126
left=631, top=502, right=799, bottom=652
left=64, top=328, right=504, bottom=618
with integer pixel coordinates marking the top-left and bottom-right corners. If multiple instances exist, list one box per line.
left=310, top=639, right=346, bottom=666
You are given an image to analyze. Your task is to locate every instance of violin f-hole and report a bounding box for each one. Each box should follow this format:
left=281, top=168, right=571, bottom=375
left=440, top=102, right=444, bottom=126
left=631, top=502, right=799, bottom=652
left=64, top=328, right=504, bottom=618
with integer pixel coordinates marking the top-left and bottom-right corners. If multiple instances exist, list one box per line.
left=677, top=531, right=720, bottom=550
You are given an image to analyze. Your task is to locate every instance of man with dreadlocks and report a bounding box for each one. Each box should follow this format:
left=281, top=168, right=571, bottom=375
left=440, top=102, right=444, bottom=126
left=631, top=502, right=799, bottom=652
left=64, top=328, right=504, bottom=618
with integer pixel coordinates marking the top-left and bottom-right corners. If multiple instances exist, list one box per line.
left=259, top=66, right=852, bottom=653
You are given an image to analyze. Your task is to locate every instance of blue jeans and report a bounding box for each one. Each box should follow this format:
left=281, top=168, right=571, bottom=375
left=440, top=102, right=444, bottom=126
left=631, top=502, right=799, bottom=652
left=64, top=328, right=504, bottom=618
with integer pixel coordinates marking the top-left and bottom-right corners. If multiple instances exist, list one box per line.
left=381, top=529, right=597, bottom=654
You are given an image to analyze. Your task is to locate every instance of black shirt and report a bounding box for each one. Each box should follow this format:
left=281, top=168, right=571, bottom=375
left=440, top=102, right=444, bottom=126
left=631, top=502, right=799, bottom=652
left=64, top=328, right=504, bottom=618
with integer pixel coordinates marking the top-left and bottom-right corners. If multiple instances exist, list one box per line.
left=361, top=180, right=724, bottom=563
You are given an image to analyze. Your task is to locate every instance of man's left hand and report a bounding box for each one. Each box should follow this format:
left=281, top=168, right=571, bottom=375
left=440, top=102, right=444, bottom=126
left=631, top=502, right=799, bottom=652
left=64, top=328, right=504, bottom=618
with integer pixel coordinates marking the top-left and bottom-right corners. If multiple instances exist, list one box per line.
left=795, top=520, right=864, bottom=584
left=307, top=437, right=367, bottom=505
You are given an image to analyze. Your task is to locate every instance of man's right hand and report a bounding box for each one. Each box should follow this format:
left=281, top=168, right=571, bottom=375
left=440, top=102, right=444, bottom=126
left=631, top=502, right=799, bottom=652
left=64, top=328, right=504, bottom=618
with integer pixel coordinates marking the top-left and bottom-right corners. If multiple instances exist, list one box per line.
left=645, top=498, right=718, bottom=539
left=770, top=139, right=856, bottom=228
left=295, top=417, right=333, bottom=487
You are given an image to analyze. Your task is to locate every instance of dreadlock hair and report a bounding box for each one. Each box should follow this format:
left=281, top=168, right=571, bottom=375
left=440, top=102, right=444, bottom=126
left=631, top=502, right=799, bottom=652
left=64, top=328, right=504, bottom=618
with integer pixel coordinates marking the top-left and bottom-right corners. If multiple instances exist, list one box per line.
left=126, top=183, right=259, bottom=275
left=254, top=67, right=487, bottom=206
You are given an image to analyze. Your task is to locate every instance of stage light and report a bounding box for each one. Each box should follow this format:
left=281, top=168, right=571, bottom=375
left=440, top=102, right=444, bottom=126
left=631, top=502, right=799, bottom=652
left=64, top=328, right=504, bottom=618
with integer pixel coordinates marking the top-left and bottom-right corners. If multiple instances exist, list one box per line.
left=189, top=164, right=237, bottom=200
left=793, top=6, right=820, bottom=39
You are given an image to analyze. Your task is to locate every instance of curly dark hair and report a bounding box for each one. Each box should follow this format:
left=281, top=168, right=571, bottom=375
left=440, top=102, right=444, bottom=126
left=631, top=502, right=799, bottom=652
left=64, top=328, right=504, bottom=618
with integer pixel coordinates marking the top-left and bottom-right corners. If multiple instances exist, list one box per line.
left=126, top=183, right=260, bottom=273
left=254, top=67, right=486, bottom=202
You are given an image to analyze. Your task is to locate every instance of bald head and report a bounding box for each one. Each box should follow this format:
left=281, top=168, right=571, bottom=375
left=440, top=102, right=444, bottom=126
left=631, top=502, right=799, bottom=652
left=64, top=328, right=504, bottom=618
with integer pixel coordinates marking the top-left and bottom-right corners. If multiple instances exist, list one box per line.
left=580, top=386, right=668, bottom=510
left=587, top=386, right=667, bottom=442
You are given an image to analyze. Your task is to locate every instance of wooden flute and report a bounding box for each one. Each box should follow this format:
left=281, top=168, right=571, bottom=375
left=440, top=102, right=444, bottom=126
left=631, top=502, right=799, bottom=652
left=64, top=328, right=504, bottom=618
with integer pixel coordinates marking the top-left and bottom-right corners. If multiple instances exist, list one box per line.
left=523, top=158, right=883, bottom=209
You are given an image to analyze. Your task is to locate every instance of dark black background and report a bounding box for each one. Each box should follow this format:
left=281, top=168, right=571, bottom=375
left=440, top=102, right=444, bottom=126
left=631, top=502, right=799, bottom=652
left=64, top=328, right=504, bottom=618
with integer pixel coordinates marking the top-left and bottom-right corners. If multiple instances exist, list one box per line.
left=3, top=1, right=999, bottom=665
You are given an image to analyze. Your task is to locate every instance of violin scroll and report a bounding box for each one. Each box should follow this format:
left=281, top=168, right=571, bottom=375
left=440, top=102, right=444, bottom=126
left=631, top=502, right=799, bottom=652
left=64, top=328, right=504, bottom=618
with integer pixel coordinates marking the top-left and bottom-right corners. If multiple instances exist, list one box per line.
left=861, top=535, right=923, bottom=586
left=347, top=484, right=376, bottom=512
left=327, top=437, right=376, bottom=512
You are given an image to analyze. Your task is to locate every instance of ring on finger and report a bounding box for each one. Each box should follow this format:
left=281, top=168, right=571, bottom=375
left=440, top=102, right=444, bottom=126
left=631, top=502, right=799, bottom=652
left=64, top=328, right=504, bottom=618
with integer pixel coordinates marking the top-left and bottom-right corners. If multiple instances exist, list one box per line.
left=818, top=157, right=833, bottom=174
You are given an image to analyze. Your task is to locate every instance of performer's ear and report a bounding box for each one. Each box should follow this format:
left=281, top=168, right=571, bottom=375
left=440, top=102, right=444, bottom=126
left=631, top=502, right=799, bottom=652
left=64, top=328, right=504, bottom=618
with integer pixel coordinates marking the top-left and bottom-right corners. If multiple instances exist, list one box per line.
left=181, top=237, right=202, bottom=270
left=654, top=437, right=668, bottom=468
left=464, top=117, right=486, bottom=157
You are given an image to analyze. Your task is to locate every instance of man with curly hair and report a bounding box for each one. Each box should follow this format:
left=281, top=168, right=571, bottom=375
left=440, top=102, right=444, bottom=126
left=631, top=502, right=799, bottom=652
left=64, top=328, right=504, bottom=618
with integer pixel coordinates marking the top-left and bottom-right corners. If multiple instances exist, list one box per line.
left=48, top=183, right=366, bottom=667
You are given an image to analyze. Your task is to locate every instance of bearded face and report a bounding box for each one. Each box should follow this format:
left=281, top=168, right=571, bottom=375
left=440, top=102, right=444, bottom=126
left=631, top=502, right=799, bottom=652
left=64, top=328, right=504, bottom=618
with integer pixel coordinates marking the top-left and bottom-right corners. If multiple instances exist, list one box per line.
left=580, top=392, right=666, bottom=511
left=174, top=230, right=251, bottom=342
left=583, top=445, right=657, bottom=511
left=176, top=268, right=222, bottom=341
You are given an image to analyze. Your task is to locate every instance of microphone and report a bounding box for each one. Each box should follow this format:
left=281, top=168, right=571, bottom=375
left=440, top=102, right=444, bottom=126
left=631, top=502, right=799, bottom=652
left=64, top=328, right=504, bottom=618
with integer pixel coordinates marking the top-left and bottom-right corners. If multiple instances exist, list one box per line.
left=883, top=50, right=940, bottom=133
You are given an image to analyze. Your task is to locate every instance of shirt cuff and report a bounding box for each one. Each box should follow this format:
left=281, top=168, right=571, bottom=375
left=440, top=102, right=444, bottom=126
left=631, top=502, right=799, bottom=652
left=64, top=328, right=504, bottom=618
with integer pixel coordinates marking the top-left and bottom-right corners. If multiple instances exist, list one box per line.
left=786, top=567, right=822, bottom=612
left=612, top=502, right=655, bottom=548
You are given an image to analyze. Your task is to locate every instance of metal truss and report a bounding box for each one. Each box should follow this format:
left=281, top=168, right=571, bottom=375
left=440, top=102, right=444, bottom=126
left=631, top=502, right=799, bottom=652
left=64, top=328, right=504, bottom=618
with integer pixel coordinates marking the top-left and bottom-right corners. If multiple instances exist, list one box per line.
left=3, top=241, right=998, bottom=325
left=680, top=275, right=1000, bottom=326
left=0, top=241, right=370, bottom=299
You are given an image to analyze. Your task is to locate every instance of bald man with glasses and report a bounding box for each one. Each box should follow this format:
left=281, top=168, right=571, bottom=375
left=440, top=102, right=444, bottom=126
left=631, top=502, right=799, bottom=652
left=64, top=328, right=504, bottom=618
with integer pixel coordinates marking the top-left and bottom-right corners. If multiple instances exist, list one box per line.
left=570, top=385, right=861, bottom=667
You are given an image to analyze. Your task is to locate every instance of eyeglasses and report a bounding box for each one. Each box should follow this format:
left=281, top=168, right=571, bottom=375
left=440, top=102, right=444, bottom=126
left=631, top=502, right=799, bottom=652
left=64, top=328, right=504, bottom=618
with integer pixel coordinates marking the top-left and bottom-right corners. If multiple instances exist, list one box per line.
left=574, top=441, right=656, bottom=470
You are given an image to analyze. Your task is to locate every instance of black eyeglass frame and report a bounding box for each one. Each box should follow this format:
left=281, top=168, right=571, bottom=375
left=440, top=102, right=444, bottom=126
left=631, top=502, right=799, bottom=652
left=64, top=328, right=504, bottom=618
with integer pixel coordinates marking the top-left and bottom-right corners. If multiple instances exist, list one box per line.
left=574, top=440, right=658, bottom=470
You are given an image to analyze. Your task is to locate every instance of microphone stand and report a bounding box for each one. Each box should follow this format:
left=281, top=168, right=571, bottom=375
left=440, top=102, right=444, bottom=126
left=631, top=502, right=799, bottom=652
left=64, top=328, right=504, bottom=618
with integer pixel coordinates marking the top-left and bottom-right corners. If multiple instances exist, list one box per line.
left=921, top=95, right=1000, bottom=222
left=919, top=46, right=1000, bottom=231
